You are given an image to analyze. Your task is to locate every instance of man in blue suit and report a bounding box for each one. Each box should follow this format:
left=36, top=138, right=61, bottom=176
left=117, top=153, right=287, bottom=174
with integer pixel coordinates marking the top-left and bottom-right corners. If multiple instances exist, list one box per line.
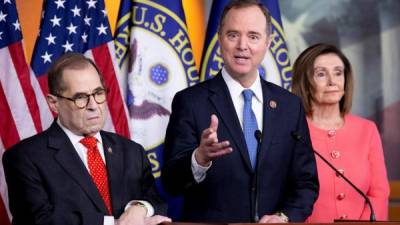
left=3, top=53, right=170, bottom=225
left=161, top=0, right=318, bottom=223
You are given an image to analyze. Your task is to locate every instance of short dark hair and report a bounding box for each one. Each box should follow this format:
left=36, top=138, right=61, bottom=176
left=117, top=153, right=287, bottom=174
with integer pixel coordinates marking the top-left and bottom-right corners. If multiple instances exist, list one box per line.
left=47, top=53, right=105, bottom=95
left=292, top=43, right=354, bottom=116
left=218, top=0, right=272, bottom=36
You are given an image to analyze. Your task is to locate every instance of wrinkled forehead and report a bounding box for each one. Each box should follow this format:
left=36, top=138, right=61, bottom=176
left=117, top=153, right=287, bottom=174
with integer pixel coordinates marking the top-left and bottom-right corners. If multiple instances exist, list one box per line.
left=220, top=5, right=268, bottom=34
left=61, top=65, right=104, bottom=93
left=313, top=53, right=345, bottom=69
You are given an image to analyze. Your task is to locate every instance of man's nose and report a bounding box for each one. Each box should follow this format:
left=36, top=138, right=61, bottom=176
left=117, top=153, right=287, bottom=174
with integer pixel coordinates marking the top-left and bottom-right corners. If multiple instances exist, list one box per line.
left=86, top=95, right=98, bottom=110
left=237, top=36, right=248, bottom=50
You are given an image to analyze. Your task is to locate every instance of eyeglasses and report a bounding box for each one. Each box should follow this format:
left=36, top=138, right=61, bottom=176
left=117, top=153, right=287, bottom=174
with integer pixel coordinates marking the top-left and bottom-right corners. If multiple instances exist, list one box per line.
left=54, top=89, right=107, bottom=109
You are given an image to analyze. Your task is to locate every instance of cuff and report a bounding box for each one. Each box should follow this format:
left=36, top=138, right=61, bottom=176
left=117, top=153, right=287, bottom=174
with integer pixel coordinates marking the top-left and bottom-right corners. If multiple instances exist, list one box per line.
left=104, top=216, right=114, bottom=225
left=124, top=200, right=154, bottom=217
left=191, top=148, right=212, bottom=183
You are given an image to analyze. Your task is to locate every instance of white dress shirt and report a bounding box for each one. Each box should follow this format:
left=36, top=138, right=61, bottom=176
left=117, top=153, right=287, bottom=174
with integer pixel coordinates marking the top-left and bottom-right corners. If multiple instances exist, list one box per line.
left=57, top=120, right=154, bottom=225
left=191, top=68, right=264, bottom=182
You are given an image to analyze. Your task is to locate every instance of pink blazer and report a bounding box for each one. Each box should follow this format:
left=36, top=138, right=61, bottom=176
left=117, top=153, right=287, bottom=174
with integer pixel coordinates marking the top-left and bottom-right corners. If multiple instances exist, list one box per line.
left=307, top=114, right=389, bottom=222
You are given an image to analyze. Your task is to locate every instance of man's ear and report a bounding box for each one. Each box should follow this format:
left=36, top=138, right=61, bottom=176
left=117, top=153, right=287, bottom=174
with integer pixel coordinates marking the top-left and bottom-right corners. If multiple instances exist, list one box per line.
left=46, top=94, right=59, bottom=114
left=266, top=34, right=272, bottom=49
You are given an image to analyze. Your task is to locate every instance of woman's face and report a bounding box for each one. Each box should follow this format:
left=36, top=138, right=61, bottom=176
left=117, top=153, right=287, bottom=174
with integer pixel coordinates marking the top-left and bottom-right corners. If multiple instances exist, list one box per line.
left=311, top=53, right=345, bottom=106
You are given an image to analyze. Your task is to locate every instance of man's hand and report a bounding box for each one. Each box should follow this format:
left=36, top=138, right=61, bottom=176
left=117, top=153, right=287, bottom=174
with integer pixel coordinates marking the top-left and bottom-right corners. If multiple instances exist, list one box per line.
left=116, top=205, right=171, bottom=225
left=144, top=215, right=171, bottom=225
left=259, top=214, right=288, bottom=223
left=116, top=205, right=147, bottom=225
left=195, top=114, right=232, bottom=166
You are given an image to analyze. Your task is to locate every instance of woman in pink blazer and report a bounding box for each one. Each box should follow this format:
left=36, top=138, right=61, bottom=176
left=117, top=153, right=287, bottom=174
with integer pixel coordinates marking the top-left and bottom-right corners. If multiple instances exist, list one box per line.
left=292, top=43, right=390, bottom=222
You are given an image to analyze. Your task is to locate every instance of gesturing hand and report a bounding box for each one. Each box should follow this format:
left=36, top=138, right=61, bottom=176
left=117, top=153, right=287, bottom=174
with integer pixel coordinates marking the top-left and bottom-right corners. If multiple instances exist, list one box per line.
left=195, top=114, right=232, bottom=166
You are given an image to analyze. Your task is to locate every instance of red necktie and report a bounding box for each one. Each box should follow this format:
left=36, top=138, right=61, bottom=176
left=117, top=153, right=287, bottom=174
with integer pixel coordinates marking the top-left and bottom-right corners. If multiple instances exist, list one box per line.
left=80, top=136, right=112, bottom=215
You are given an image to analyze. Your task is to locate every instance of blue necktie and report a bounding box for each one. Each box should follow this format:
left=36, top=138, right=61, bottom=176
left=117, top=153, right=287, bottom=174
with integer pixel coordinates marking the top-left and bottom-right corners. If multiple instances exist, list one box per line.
left=242, top=89, right=259, bottom=170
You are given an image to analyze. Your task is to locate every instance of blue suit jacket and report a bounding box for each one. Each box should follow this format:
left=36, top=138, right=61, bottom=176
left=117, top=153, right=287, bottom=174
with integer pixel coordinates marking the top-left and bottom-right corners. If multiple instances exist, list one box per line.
left=162, top=73, right=318, bottom=222
left=3, top=121, right=166, bottom=225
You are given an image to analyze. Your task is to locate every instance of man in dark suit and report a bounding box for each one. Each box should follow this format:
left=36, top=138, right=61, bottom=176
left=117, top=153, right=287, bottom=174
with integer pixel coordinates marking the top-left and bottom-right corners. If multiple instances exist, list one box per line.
left=3, top=53, right=170, bottom=225
left=161, top=0, right=319, bottom=223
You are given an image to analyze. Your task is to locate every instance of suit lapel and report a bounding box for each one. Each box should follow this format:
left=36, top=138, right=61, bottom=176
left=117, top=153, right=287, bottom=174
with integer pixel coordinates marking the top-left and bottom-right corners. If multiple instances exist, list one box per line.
left=101, top=132, right=124, bottom=216
left=208, top=74, right=253, bottom=171
left=49, top=122, right=109, bottom=214
left=258, top=80, right=280, bottom=163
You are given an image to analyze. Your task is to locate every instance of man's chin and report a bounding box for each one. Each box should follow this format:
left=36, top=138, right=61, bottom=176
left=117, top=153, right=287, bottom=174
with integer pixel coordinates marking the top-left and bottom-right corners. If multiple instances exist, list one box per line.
left=83, top=125, right=103, bottom=136
left=229, top=66, right=254, bottom=75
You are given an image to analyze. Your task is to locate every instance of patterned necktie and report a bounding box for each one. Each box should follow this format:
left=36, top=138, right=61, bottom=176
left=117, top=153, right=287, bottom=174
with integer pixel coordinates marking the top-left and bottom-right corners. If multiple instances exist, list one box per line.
left=242, top=89, right=259, bottom=170
left=80, top=136, right=112, bottom=215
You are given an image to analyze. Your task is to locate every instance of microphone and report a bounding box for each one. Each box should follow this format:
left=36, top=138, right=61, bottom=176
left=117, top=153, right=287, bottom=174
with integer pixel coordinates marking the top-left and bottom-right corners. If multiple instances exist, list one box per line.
left=254, top=130, right=262, bottom=142
left=291, top=131, right=376, bottom=222
left=252, top=130, right=262, bottom=222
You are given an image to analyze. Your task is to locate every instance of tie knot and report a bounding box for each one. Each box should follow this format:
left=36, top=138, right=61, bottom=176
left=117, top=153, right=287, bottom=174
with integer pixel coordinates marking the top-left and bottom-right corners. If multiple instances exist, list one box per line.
left=242, top=89, right=254, bottom=102
left=80, top=136, right=97, bottom=149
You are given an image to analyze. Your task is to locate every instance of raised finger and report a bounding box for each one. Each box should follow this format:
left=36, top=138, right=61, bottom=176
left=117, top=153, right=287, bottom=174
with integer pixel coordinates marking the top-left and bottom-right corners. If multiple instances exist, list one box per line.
left=209, top=114, right=219, bottom=131
left=201, top=128, right=213, bottom=139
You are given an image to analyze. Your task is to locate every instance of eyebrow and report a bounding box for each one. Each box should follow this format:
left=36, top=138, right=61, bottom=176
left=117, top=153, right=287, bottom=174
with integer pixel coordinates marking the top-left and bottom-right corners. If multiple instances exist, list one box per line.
left=225, top=29, right=238, bottom=34
left=225, top=29, right=262, bottom=35
left=333, top=66, right=344, bottom=70
left=314, top=66, right=344, bottom=70
left=313, top=67, right=326, bottom=71
left=70, top=87, right=105, bottom=98
left=248, top=31, right=261, bottom=35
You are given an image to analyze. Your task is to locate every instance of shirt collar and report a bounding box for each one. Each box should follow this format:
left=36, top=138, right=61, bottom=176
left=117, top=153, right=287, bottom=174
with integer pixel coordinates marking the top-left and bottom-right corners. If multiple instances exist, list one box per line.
left=221, top=67, right=263, bottom=103
left=57, top=119, right=102, bottom=146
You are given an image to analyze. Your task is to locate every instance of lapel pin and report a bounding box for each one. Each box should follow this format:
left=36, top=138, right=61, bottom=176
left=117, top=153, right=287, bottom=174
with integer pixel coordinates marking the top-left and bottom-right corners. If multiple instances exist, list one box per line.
left=107, top=147, right=113, bottom=154
left=269, top=100, right=277, bottom=109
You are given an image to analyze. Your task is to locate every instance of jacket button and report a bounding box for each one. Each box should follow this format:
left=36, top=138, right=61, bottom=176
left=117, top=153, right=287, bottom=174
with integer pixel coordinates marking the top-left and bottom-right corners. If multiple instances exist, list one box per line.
left=336, top=169, right=345, bottom=177
left=337, top=193, right=346, bottom=200
left=327, top=130, right=336, bottom=137
left=331, top=150, right=341, bottom=159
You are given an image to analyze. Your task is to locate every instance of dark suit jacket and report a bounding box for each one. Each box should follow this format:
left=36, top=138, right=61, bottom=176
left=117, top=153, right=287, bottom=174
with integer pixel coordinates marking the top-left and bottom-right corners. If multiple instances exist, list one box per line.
left=3, top=121, right=166, bottom=225
left=161, top=73, right=318, bottom=223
